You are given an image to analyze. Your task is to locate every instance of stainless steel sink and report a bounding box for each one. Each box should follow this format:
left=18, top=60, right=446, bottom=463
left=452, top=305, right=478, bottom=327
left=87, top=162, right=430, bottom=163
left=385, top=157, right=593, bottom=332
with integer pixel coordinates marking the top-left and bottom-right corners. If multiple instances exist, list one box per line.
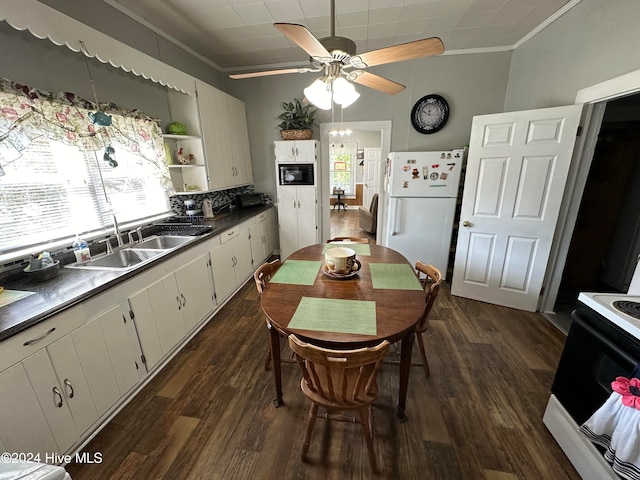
left=66, top=248, right=163, bottom=271
left=134, top=235, right=195, bottom=250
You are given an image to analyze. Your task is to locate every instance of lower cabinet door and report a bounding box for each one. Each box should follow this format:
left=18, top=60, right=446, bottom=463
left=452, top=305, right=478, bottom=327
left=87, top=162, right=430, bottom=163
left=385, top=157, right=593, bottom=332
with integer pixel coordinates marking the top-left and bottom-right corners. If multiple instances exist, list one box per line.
left=0, top=362, right=59, bottom=457
left=174, top=254, right=214, bottom=331
left=71, top=318, right=121, bottom=417
left=22, top=349, right=81, bottom=453
left=96, top=304, right=141, bottom=395
left=209, top=241, right=236, bottom=304
left=46, top=336, right=98, bottom=436
left=128, top=288, right=164, bottom=371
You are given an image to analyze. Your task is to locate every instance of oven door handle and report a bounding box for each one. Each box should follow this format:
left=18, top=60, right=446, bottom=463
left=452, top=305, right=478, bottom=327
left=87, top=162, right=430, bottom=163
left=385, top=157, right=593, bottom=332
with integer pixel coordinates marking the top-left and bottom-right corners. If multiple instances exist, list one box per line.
left=573, top=313, right=640, bottom=366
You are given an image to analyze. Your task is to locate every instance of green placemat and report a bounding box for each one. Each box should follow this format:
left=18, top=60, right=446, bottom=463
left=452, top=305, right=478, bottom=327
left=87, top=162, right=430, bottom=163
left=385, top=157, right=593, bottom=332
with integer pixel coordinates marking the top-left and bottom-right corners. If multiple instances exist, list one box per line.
left=288, top=297, right=377, bottom=335
left=369, top=263, right=423, bottom=290
left=323, top=243, right=371, bottom=256
left=270, top=260, right=321, bottom=286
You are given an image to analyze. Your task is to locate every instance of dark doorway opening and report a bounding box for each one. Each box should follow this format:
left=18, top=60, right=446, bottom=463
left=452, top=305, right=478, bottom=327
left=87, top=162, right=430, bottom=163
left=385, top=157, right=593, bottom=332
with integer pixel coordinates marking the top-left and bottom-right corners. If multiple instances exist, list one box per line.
left=555, top=95, right=640, bottom=317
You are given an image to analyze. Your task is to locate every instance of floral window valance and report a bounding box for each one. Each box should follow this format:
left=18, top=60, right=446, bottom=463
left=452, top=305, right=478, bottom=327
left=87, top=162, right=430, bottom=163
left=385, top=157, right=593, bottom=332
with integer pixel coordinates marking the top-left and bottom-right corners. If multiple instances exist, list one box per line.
left=0, top=77, right=171, bottom=190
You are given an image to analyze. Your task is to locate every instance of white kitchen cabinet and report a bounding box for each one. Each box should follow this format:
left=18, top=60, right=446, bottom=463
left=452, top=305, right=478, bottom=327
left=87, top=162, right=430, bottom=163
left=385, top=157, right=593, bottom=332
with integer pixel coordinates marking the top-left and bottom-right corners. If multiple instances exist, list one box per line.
left=0, top=362, right=59, bottom=457
left=23, top=337, right=97, bottom=454
left=128, top=287, right=164, bottom=371
left=209, top=223, right=253, bottom=304
left=128, top=253, right=214, bottom=371
left=249, top=209, right=276, bottom=265
left=71, top=317, right=122, bottom=417
left=94, top=304, right=141, bottom=396
left=277, top=186, right=319, bottom=260
left=174, top=254, right=215, bottom=331
left=274, top=140, right=318, bottom=162
left=196, top=80, right=253, bottom=190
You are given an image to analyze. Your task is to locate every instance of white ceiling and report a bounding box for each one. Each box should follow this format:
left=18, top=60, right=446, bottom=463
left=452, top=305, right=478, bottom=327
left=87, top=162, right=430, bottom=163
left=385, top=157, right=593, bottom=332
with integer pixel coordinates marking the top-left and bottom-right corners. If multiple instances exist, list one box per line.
left=106, top=0, right=575, bottom=72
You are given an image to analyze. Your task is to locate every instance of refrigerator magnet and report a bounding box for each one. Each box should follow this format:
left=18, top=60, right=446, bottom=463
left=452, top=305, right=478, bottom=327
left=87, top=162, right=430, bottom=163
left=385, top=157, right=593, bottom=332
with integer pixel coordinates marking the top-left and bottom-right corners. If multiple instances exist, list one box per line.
left=403, top=180, right=409, bottom=188
left=440, top=172, right=448, bottom=180
left=412, top=168, right=420, bottom=179
left=423, top=166, right=429, bottom=179
left=402, top=165, right=411, bottom=172
left=430, top=172, right=439, bottom=180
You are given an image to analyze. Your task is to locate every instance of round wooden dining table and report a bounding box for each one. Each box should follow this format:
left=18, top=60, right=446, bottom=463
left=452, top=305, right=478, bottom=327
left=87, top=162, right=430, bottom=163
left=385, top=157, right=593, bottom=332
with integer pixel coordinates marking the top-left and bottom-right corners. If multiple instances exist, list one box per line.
left=260, top=243, right=426, bottom=421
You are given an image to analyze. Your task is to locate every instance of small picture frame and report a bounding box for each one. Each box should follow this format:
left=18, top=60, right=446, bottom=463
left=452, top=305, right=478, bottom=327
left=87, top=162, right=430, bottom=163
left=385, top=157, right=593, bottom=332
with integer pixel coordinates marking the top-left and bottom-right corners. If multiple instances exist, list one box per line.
left=356, top=149, right=364, bottom=160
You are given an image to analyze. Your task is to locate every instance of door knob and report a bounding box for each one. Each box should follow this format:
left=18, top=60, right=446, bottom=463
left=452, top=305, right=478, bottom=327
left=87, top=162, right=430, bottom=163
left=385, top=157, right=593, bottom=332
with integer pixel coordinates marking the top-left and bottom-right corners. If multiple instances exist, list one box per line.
left=462, top=220, right=472, bottom=227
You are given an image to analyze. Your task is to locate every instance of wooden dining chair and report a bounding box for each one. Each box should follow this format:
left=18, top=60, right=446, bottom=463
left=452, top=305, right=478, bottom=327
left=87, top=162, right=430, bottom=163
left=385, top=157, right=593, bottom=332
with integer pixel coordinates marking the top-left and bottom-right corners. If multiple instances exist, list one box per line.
left=254, top=259, right=282, bottom=370
left=288, top=334, right=390, bottom=474
left=326, top=236, right=370, bottom=244
left=413, top=262, right=442, bottom=378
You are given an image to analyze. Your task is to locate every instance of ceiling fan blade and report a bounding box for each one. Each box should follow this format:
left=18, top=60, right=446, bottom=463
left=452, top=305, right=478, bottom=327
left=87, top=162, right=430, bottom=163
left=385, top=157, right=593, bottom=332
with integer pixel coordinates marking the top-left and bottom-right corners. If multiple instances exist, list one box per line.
left=274, top=23, right=332, bottom=60
left=356, top=37, right=444, bottom=68
left=229, top=67, right=315, bottom=79
left=351, top=71, right=405, bottom=95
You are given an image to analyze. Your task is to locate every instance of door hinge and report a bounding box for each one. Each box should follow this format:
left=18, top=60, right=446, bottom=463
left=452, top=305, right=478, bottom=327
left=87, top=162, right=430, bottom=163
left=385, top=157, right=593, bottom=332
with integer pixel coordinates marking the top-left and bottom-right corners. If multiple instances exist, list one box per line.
left=129, top=310, right=135, bottom=320
left=141, top=354, right=147, bottom=365
left=576, top=125, right=583, bottom=136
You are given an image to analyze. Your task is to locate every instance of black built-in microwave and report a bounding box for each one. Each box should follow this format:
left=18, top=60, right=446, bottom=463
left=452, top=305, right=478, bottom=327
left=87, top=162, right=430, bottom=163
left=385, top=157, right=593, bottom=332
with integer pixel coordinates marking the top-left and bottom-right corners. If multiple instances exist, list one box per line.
left=278, top=163, right=315, bottom=186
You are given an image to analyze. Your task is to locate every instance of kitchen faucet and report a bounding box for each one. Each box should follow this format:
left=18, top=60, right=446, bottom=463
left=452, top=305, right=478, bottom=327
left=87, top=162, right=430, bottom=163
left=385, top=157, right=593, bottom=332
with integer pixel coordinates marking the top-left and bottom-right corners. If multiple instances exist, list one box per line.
left=113, top=214, right=124, bottom=247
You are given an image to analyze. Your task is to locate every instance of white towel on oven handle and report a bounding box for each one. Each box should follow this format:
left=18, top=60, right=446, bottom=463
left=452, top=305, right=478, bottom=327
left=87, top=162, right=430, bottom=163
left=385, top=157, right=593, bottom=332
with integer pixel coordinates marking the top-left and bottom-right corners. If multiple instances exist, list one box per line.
left=580, top=391, right=640, bottom=480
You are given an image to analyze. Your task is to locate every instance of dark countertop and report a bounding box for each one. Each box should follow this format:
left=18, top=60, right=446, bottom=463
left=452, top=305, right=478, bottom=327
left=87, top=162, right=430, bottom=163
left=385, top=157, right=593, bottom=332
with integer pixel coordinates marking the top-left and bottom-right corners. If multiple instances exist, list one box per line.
left=0, top=205, right=273, bottom=343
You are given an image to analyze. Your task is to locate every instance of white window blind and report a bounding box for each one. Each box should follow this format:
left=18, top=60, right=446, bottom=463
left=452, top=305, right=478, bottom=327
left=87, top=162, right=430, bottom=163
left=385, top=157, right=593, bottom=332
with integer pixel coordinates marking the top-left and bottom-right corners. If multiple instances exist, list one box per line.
left=0, top=135, right=170, bottom=255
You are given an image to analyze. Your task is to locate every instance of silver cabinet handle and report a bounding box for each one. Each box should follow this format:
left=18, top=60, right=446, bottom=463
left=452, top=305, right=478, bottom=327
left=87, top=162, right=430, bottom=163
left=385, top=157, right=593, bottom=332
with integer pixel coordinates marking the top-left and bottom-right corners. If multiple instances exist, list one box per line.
left=53, top=387, right=63, bottom=408
left=177, top=296, right=182, bottom=310
left=297, top=200, right=301, bottom=208
left=64, top=379, right=74, bottom=398
left=181, top=293, right=186, bottom=307
left=291, top=146, right=295, bottom=157
left=23, top=327, right=56, bottom=346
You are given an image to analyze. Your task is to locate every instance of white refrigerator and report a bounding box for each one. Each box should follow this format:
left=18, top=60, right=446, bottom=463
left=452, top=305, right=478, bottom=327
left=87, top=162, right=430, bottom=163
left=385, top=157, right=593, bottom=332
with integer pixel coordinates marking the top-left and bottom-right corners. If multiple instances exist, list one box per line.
left=380, top=149, right=465, bottom=279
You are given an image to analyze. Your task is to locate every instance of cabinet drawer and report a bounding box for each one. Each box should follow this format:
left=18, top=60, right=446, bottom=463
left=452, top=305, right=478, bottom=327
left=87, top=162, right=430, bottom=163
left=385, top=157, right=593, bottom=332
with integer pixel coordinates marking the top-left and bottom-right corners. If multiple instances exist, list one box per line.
left=0, top=306, right=85, bottom=372
left=220, top=227, right=240, bottom=244
left=255, top=210, right=272, bottom=223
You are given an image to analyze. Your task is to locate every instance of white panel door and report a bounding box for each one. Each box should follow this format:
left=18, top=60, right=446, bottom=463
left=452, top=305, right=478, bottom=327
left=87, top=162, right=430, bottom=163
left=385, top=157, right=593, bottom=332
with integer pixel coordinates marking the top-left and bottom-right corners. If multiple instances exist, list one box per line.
left=363, top=147, right=381, bottom=207
left=452, top=104, right=583, bottom=311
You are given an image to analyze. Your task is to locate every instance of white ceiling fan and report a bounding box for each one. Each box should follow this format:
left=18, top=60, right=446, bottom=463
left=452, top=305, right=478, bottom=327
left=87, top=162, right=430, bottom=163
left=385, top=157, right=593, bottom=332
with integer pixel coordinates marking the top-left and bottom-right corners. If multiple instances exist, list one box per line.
left=229, top=0, right=444, bottom=106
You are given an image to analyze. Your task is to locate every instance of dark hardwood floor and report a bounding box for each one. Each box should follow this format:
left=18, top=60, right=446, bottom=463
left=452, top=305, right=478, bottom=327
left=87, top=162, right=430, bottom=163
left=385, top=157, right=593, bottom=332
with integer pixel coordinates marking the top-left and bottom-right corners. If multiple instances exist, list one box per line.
left=329, top=208, right=376, bottom=244
left=66, top=212, right=578, bottom=480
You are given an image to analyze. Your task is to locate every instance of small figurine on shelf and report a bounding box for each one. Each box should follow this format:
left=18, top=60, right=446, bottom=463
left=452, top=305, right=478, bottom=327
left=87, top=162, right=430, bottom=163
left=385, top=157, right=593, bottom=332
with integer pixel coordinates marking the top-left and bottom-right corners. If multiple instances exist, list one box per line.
left=176, top=147, right=195, bottom=165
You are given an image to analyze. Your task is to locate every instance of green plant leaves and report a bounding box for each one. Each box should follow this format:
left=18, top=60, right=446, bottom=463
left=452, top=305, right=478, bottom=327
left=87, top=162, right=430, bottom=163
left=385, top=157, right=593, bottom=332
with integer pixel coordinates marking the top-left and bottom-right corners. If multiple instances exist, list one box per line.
left=278, top=98, right=317, bottom=130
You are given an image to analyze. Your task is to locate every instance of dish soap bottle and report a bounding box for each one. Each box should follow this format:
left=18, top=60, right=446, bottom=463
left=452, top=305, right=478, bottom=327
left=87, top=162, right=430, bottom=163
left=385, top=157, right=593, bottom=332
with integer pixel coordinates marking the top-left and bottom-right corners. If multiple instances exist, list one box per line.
left=73, top=235, right=91, bottom=263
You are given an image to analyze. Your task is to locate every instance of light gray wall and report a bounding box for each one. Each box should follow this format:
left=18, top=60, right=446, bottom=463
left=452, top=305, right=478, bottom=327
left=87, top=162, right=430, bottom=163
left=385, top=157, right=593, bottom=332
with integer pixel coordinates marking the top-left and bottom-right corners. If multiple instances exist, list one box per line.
left=0, top=22, right=173, bottom=124
left=505, top=0, right=640, bottom=111
left=39, top=0, right=224, bottom=89
left=226, top=51, right=511, bottom=197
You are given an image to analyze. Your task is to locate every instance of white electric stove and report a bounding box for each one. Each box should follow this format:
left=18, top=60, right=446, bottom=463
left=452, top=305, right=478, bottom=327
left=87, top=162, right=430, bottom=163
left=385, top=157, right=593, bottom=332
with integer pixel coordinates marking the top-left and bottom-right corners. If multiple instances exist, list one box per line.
left=578, top=292, right=640, bottom=339
left=544, top=292, right=640, bottom=480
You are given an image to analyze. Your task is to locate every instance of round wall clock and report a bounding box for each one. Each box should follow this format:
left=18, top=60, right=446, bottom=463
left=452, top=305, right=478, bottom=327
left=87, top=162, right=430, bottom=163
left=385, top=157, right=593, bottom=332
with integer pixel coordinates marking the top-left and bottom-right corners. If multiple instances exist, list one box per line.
left=411, top=94, right=449, bottom=134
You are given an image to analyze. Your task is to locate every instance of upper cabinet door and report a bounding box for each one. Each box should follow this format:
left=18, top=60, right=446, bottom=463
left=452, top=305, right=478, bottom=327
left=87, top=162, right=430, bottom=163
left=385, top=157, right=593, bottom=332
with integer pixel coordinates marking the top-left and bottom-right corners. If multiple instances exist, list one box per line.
left=274, top=140, right=317, bottom=162
left=195, top=80, right=252, bottom=190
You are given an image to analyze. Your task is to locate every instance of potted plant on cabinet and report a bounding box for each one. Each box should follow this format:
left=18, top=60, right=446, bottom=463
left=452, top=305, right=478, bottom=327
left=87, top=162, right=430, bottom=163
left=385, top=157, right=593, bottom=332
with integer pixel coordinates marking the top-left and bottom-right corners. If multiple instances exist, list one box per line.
left=278, top=98, right=317, bottom=140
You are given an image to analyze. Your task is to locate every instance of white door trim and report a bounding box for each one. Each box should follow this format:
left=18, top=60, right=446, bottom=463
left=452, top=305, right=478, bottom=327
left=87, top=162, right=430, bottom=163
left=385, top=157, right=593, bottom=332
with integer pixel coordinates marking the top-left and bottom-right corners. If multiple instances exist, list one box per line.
left=541, top=69, right=640, bottom=312
left=320, top=121, right=391, bottom=243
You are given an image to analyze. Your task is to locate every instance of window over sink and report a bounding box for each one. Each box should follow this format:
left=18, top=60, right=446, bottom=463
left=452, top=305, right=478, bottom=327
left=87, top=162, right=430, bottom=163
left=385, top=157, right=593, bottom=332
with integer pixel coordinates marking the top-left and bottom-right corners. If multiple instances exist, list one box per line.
left=0, top=77, right=172, bottom=260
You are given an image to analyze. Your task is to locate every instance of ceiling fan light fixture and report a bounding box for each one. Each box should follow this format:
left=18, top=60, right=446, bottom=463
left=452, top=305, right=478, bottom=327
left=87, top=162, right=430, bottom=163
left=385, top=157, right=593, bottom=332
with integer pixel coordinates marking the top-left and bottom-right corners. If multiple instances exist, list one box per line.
left=304, top=78, right=332, bottom=110
left=333, top=78, right=360, bottom=108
